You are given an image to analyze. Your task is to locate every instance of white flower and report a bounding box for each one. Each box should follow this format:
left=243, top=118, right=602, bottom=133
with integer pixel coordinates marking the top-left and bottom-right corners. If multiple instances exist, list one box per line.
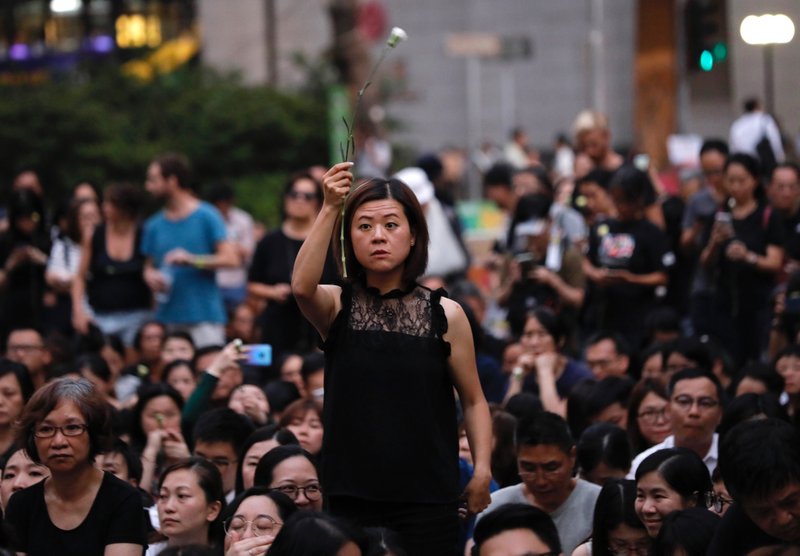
left=387, top=27, right=408, bottom=48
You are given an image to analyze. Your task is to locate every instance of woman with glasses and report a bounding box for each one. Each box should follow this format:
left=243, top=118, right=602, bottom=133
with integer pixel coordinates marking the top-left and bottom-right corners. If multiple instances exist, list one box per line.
left=150, top=458, right=225, bottom=555
left=247, top=171, right=338, bottom=359
left=253, top=445, right=322, bottom=511
left=221, top=487, right=296, bottom=556
left=634, top=448, right=712, bottom=539
left=573, top=479, right=650, bottom=556
left=626, top=379, right=671, bottom=456
left=5, top=377, right=148, bottom=555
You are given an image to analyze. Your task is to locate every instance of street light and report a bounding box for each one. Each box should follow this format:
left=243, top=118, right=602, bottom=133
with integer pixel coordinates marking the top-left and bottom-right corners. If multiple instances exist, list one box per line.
left=739, top=13, right=795, bottom=113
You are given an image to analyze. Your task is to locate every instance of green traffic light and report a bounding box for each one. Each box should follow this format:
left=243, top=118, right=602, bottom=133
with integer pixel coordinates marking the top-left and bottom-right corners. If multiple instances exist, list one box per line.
left=700, top=50, right=714, bottom=71
left=713, top=42, right=727, bottom=61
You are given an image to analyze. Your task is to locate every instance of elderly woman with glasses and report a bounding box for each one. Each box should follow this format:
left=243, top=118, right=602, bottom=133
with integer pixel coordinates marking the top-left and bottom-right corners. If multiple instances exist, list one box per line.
left=221, top=487, right=296, bottom=556
left=5, top=377, right=148, bottom=556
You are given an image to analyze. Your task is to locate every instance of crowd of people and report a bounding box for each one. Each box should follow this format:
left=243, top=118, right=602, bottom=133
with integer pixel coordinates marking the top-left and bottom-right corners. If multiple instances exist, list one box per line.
left=0, top=98, right=797, bottom=555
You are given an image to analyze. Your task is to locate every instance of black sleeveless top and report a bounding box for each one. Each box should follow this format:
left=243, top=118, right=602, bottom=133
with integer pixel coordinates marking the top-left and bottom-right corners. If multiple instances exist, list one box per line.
left=87, top=224, right=151, bottom=312
left=321, top=281, right=459, bottom=504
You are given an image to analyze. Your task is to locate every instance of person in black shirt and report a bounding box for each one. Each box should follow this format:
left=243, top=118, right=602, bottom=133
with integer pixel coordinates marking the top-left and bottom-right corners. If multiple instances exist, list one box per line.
left=292, top=162, right=492, bottom=555
left=700, top=153, right=784, bottom=366
left=584, top=166, right=673, bottom=350
left=767, top=163, right=800, bottom=273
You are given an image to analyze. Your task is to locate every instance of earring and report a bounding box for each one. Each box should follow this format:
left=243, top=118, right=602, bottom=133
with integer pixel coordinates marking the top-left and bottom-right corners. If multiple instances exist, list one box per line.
left=410, top=240, right=415, bottom=246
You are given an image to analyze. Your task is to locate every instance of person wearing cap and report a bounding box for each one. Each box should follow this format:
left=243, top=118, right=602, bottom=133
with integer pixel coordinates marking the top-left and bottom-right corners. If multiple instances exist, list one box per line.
left=393, top=166, right=469, bottom=282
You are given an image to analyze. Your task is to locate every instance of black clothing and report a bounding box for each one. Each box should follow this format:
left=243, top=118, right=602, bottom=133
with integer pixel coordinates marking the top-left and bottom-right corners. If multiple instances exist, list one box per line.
left=248, top=228, right=338, bottom=356
left=708, top=203, right=784, bottom=365
left=87, top=224, right=151, bottom=312
left=6, top=471, right=148, bottom=556
left=584, top=218, right=671, bottom=348
left=707, top=503, right=780, bottom=555
left=0, top=231, right=50, bottom=335
left=321, top=281, right=459, bottom=504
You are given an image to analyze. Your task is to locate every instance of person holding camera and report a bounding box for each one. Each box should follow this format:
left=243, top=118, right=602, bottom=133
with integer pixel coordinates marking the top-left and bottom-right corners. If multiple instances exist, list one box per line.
left=700, top=153, right=784, bottom=366
left=499, top=193, right=586, bottom=343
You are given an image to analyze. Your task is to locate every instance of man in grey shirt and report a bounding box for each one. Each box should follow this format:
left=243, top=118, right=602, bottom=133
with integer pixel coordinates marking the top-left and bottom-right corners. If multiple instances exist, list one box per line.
left=476, top=412, right=600, bottom=554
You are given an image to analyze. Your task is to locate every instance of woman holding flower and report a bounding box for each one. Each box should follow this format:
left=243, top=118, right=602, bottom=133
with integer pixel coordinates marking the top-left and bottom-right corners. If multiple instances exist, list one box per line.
left=292, top=162, right=492, bottom=555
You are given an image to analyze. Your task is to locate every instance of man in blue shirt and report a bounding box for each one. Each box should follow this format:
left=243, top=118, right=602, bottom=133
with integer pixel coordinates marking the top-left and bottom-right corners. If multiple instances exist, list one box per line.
left=141, top=153, right=239, bottom=347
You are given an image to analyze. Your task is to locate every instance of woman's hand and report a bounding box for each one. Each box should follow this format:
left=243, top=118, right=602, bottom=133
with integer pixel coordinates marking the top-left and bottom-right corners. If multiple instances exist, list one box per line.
left=321, top=162, right=354, bottom=210
left=72, top=306, right=92, bottom=335
left=725, top=240, right=748, bottom=262
left=207, top=340, right=248, bottom=377
left=162, top=429, right=191, bottom=461
left=225, top=532, right=274, bottom=556
left=461, top=471, right=492, bottom=515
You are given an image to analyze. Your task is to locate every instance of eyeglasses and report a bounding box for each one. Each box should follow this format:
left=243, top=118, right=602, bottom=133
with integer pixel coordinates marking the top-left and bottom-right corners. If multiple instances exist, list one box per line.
left=517, top=461, right=564, bottom=480
left=197, top=456, right=237, bottom=469
left=224, top=515, right=282, bottom=537
left=286, top=190, right=318, bottom=202
left=608, top=539, right=651, bottom=556
left=34, top=423, right=88, bottom=438
left=271, top=484, right=322, bottom=501
left=671, top=395, right=719, bottom=410
left=7, top=344, right=44, bottom=354
left=586, top=357, right=618, bottom=370
left=705, top=491, right=734, bottom=513
left=638, top=407, right=668, bottom=424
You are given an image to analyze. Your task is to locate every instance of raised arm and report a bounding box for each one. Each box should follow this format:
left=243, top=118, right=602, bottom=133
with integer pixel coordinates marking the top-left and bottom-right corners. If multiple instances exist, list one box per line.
left=291, top=162, right=352, bottom=339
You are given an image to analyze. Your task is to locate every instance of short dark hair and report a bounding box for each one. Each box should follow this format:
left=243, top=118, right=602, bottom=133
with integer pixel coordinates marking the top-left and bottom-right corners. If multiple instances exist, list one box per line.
left=103, top=182, right=145, bottom=220
left=300, top=353, right=325, bottom=383
left=234, top=425, right=299, bottom=494
left=718, top=393, right=787, bottom=439
left=133, top=320, right=166, bottom=351
left=253, top=444, right=317, bottom=487
left=699, top=139, right=729, bottom=157
left=473, top=503, right=561, bottom=554
left=152, top=152, right=193, bottom=189
left=725, top=153, right=762, bottom=186
left=17, top=377, right=113, bottom=464
left=516, top=411, right=574, bottom=454
left=222, top=486, right=297, bottom=525
left=576, top=168, right=615, bottom=190
left=771, top=162, right=800, bottom=183
left=264, top=381, right=302, bottom=414
left=655, top=507, right=720, bottom=556
left=567, top=376, right=634, bottom=439
left=106, top=439, right=143, bottom=483
left=590, top=479, right=646, bottom=556
left=586, top=331, right=629, bottom=356
left=635, top=447, right=712, bottom=503
left=334, top=178, right=429, bottom=283
left=719, top=418, right=800, bottom=503
left=609, top=165, right=653, bottom=206
left=0, top=357, right=34, bottom=403
left=267, top=511, right=368, bottom=555
left=743, top=97, right=760, bottom=112
left=162, top=359, right=196, bottom=384
left=730, top=362, right=784, bottom=396
left=484, top=163, right=513, bottom=189
left=667, top=368, right=724, bottom=405
left=576, top=423, right=632, bottom=479
left=193, top=408, right=255, bottom=453
left=524, top=307, right=566, bottom=349
left=664, top=336, right=713, bottom=372
left=205, top=182, right=235, bottom=204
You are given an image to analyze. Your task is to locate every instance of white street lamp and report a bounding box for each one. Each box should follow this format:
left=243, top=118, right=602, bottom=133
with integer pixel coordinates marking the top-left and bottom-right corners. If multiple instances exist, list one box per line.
left=739, top=13, right=795, bottom=113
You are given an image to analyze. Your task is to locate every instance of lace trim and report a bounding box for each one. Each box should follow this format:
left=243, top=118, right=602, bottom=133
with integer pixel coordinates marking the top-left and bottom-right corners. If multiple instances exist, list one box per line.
left=350, top=283, right=434, bottom=337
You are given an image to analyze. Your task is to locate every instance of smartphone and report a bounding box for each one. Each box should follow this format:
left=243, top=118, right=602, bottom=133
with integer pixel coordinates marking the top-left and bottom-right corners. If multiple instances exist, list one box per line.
left=714, top=211, right=734, bottom=236
left=246, top=344, right=273, bottom=366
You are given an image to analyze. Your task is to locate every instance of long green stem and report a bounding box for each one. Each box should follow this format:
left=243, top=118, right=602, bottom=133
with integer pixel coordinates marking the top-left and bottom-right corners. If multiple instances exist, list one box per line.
left=339, top=44, right=395, bottom=278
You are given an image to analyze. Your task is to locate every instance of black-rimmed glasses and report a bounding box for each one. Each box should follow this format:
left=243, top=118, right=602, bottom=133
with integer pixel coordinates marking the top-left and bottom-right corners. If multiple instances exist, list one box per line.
left=271, top=484, right=322, bottom=501
left=34, top=423, right=88, bottom=438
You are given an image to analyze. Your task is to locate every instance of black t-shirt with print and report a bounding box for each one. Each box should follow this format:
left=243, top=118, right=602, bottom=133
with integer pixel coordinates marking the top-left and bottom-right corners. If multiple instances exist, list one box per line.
left=585, top=218, right=672, bottom=341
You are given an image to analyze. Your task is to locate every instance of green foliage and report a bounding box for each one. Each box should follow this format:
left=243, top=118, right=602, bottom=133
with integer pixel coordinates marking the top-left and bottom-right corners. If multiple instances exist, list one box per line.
left=0, top=66, right=328, bottom=225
